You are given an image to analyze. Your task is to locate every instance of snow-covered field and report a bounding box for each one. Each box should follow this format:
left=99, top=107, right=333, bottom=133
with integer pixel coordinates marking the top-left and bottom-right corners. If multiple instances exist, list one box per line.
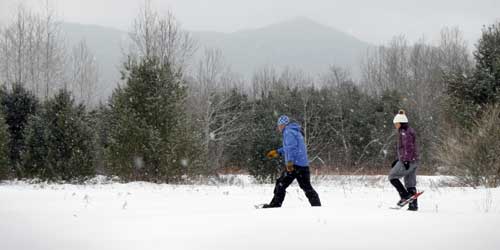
left=1, top=175, right=499, bottom=250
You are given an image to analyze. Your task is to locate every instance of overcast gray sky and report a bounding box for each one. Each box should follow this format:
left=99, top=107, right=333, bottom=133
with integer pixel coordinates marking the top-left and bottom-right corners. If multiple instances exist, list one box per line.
left=1, top=0, right=499, bottom=45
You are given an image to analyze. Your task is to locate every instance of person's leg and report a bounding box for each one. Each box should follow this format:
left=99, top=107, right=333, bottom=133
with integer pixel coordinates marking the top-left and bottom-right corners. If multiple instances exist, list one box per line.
left=296, top=167, right=321, bottom=206
left=389, top=161, right=410, bottom=200
left=406, top=187, right=418, bottom=210
left=404, top=162, right=419, bottom=211
left=266, top=171, right=295, bottom=208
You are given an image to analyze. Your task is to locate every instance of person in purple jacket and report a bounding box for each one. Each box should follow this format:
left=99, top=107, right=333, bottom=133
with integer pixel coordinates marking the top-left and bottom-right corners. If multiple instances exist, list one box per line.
left=389, top=110, right=419, bottom=211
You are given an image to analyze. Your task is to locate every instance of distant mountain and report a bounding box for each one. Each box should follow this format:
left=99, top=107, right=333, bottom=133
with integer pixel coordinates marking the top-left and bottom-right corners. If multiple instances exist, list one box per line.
left=61, top=17, right=371, bottom=100
left=192, top=17, right=371, bottom=78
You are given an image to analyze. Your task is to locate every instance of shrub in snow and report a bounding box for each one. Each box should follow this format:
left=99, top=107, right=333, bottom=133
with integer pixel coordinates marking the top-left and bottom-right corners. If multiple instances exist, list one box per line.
left=438, top=105, right=500, bottom=187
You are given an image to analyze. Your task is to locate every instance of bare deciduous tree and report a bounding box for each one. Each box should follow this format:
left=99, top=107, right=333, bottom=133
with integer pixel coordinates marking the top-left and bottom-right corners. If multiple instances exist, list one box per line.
left=321, top=66, right=351, bottom=88
left=128, top=0, right=196, bottom=75
left=438, top=27, right=472, bottom=74
left=0, top=3, right=66, bottom=99
left=187, top=48, right=245, bottom=172
left=67, top=39, right=99, bottom=107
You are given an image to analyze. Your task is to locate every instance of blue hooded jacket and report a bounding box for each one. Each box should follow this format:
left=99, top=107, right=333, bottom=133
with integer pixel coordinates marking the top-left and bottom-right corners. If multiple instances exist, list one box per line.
left=277, top=123, right=309, bottom=167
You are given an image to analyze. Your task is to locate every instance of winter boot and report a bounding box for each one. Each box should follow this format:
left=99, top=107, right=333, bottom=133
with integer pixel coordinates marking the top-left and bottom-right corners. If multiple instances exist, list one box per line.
left=407, top=187, right=418, bottom=211
left=390, top=179, right=411, bottom=206
left=262, top=200, right=282, bottom=208
left=262, top=204, right=275, bottom=208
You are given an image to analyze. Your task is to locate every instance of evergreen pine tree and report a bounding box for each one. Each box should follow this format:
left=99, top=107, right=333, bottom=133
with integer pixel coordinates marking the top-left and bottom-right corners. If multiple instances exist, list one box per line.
left=446, top=22, right=500, bottom=127
left=22, top=90, right=95, bottom=181
left=473, top=22, right=500, bottom=104
left=90, top=103, right=113, bottom=175
left=106, top=58, right=192, bottom=182
left=0, top=84, right=38, bottom=177
left=247, top=91, right=284, bottom=182
left=0, top=113, right=10, bottom=180
left=22, top=114, right=48, bottom=178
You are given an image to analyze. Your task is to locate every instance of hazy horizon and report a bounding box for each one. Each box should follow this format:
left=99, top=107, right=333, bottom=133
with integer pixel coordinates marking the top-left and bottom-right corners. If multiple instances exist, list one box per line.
left=1, top=0, right=499, bottom=46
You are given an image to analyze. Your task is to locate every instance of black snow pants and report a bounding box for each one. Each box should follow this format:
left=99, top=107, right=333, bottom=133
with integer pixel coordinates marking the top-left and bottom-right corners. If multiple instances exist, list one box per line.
left=268, top=166, right=321, bottom=207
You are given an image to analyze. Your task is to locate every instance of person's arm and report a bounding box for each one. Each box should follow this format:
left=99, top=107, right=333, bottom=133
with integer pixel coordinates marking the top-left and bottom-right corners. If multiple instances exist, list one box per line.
left=283, top=130, right=298, bottom=164
left=277, top=147, right=284, bottom=155
left=401, top=129, right=416, bottom=162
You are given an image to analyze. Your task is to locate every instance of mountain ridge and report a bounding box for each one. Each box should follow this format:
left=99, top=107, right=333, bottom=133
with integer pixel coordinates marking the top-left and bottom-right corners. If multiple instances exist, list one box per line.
left=62, top=17, right=371, bottom=99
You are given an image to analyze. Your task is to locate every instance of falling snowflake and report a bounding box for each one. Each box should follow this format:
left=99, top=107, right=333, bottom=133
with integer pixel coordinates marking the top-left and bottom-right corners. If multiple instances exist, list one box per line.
left=134, top=156, right=144, bottom=169
left=181, top=159, right=189, bottom=167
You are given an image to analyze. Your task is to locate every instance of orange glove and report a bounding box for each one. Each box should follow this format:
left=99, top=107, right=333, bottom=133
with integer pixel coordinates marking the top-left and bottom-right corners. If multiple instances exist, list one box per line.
left=286, top=161, right=295, bottom=172
left=266, top=150, right=278, bottom=159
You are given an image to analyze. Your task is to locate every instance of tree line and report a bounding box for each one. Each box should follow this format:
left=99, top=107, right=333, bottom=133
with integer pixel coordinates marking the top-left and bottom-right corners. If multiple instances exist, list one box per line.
left=0, top=4, right=498, bottom=186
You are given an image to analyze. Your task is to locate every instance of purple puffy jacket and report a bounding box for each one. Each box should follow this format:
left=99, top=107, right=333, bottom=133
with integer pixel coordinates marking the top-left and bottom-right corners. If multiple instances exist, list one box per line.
left=398, top=126, right=419, bottom=162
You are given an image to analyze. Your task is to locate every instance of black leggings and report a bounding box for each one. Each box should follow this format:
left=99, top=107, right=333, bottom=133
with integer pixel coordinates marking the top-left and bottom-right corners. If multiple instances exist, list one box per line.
left=269, top=167, right=321, bottom=207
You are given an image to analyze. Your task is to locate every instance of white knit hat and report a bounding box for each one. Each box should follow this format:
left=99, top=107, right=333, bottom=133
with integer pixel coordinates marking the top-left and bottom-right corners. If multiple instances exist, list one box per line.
left=393, top=109, right=408, bottom=124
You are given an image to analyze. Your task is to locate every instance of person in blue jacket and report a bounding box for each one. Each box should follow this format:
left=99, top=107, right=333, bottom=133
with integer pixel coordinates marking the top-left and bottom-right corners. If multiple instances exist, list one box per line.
left=262, top=115, right=321, bottom=208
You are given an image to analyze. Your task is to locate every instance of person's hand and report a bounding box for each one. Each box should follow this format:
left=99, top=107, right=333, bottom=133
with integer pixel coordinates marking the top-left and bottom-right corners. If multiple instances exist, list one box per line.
left=286, top=161, right=295, bottom=172
left=403, top=161, right=410, bottom=170
left=391, top=160, right=398, bottom=168
left=266, top=150, right=278, bottom=159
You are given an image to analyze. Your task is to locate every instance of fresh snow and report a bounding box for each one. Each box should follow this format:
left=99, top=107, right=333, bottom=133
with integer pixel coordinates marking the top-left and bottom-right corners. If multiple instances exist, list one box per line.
left=1, top=175, right=499, bottom=250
